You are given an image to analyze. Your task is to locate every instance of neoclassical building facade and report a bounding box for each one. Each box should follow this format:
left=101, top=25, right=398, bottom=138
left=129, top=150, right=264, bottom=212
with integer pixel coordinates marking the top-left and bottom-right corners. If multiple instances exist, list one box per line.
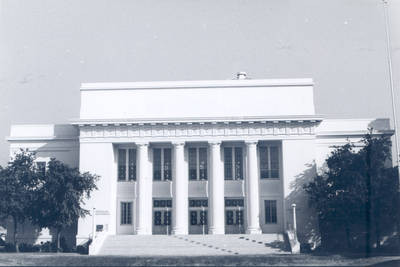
left=7, top=74, right=393, bottom=247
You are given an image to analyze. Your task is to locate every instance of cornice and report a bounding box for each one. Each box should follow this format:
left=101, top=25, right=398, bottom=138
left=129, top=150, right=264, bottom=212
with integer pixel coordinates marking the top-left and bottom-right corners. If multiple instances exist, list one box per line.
left=6, top=136, right=79, bottom=142
left=80, top=78, right=314, bottom=91
left=70, top=115, right=323, bottom=127
left=316, top=129, right=395, bottom=138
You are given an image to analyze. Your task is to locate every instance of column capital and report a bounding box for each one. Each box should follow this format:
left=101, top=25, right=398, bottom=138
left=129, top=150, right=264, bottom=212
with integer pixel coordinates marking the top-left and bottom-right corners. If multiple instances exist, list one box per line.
left=172, top=141, right=185, bottom=147
left=208, top=140, right=222, bottom=146
left=245, top=140, right=259, bottom=145
left=136, top=142, right=149, bottom=147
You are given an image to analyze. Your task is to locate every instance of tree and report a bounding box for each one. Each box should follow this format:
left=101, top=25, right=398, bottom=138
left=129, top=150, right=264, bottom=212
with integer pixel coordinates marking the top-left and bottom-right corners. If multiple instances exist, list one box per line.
left=31, top=158, right=98, bottom=251
left=360, top=132, right=399, bottom=253
left=304, top=132, right=399, bottom=252
left=0, top=150, right=39, bottom=252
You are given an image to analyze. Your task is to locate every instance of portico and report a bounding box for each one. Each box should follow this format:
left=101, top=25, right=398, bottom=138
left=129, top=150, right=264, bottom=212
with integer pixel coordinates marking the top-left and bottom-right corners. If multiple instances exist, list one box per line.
left=74, top=114, right=320, bottom=240
left=112, top=137, right=284, bottom=236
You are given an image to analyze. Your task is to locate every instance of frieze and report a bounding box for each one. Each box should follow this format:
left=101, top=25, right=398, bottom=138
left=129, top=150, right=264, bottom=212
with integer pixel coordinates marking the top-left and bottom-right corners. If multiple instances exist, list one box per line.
left=79, top=121, right=317, bottom=139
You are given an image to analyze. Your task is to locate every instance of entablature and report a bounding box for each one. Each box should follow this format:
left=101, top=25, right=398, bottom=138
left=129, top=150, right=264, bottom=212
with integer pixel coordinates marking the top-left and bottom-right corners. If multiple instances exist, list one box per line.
left=74, top=116, right=323, bottom=142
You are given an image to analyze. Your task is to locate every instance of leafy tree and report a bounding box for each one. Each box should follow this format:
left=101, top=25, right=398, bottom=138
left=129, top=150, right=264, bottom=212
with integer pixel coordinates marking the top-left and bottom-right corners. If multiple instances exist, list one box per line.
left=360, top=133, right=399, bottom=253
left=304, top=132, right=399, bottom=253
left=31, top=158, right=98, bottom=251
left=0, top=150, right=39, bottom=252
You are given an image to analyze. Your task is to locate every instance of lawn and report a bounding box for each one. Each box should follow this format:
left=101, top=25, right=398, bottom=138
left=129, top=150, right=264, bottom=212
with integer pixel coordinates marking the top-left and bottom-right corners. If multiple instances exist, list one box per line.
left=0, top=253, right=399, bottom=267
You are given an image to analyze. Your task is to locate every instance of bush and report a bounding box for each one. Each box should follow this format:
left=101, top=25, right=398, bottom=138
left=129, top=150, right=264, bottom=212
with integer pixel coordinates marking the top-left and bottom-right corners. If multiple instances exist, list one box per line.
left=40, top=241, right=57, bottom=252
left=300, top=243, right=312, bottom=253
left=76, top=239, right=92, bottom=255
left=19, top=243, right=40, bottom=252
left=76, top=245, right=88, bottom=255
left=4, top=243, right=16, bottom=252
left=59, top=237, right=71, bottom=252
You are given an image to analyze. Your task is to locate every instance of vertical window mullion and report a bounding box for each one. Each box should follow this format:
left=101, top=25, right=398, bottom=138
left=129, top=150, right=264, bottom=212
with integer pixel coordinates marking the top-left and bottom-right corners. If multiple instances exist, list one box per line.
left=121, top=203, right=124, bottom=224
left=125, top=149, right=129, bottom=181
left=268, top=147, right=271, bottom=179
left=161, top=148, right=164, bottom=181
left=196, top=148, right=200, bottom=181
left=231, top=147, right=235, bottom=180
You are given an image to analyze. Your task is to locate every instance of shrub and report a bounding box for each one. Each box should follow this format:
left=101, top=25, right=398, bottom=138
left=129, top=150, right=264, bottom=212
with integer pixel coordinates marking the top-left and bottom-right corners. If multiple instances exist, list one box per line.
left=76, top=239, right=92, bottom=255
left=40, top=241, right=57, bottom=252
left=59, top=237, right=71, bottom=252
left=19, top=243, right=40, bottom=252
left=300, top=243, right=312, bottom=253
left=76, top=245, right=88, bottom=255
left=4, top=243, right=16, bottom=252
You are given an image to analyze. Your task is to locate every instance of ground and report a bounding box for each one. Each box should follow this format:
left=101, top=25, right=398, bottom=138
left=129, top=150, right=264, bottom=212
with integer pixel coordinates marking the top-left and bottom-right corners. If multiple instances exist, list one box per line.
left=0, top=253, right=399, bottom=267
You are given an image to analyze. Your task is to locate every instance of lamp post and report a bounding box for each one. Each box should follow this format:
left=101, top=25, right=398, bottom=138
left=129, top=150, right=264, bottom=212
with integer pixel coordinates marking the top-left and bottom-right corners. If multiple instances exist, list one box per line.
left=91, top=207, right=96, bottom=240
left=291, top=204, right=297, bottom=235
left=166, top=207, right=170, bottom=235
left=382, top=0, right=400, bottom=185
left=202, top=206, right=206, bottom=235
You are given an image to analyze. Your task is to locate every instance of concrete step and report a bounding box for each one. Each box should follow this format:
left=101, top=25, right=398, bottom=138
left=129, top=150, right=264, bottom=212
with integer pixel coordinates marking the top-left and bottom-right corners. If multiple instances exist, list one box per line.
left=98, top=234, right=290, bottom=256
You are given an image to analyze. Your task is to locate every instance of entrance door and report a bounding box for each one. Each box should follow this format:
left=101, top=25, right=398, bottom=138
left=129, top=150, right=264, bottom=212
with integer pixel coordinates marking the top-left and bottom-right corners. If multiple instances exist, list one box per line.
left=189, top=199, right=208, bottom=234
left=225, top=198, right=245, bottom=234
left=152, top=199, right=172, bottom=235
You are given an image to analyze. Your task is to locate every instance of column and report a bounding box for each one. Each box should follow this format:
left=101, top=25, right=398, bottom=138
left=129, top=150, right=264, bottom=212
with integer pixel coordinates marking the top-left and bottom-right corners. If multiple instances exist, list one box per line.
left=208, top=141, right=225, bottom=234
left=245, top=140, right=262, bottom=234
left=172, top=141, right=188, bottom=235
left=136, top=142, right=151, bottom=235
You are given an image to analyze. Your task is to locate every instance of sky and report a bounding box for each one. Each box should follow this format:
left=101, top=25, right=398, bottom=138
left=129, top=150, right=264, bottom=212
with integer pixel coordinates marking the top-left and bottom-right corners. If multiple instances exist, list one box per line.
left=0, top=0, right=399, bottom=166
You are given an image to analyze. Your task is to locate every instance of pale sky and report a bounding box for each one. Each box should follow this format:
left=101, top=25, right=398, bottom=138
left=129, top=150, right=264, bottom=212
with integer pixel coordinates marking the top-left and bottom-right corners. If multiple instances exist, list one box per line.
left=0, top=0, right=399, bottom=166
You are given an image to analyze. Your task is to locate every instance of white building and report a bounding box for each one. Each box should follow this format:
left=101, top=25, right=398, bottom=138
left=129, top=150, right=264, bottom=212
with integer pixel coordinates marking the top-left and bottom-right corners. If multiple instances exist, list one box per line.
left=6, top=74, right=394, bottom=249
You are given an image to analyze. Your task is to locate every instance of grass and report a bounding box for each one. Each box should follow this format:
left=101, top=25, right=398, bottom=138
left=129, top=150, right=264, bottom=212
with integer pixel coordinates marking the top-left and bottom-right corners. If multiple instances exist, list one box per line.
left=0, top=253, right=399, bottom=267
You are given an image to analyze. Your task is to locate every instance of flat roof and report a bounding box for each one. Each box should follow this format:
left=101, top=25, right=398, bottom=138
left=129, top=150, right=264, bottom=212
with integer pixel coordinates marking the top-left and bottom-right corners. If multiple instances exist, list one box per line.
left=80, top=78, right=314, bottom=91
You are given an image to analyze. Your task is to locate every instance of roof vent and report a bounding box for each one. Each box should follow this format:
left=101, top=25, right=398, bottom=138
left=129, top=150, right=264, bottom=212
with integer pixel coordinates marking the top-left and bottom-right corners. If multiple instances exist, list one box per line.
left=236, top=72, right=248, bottom=80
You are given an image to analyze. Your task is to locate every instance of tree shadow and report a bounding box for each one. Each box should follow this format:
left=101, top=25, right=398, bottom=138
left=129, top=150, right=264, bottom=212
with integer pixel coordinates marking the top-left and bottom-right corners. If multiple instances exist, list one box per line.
left=285, top=162, right=321, bottom=249
left=264, top=240, right=291, bottom=252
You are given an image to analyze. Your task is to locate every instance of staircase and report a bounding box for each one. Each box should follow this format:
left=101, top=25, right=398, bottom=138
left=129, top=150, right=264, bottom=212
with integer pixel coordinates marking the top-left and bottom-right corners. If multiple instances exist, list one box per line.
left=97, top=234, right=290, bottom=256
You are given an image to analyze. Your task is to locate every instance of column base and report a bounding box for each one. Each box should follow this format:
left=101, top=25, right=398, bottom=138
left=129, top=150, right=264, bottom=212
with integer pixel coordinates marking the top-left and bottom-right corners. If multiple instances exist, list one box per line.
left=172, top=228, right=188, bottom=235
left=208, top=227, right=225, bottom=235
left=135, top=228, right=152, bottom=235
left=246, top=228, right=262, bottom=234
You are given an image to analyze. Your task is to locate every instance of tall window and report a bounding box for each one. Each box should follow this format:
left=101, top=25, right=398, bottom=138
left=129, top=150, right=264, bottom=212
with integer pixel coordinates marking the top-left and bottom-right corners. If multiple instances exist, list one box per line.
left=265, top=200, right=277, bottom=224
left=153, top=148, right=172, bottom=181
left=120, top=202, right=133, bottom=225
left=224, top=147, right=243, bottom=180
left=118, top=148, right=136, bottom=181
left=188, top=147, right=208, bottom=180
left=259, top=146, right=280, bottom=179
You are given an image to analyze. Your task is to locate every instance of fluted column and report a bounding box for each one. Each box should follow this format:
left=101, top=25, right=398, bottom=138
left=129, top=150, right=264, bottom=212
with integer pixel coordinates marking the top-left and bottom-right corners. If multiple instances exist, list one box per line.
left=208, top=141, right=225, bottom=234
left=136, top=142, right=151, bottom=235
left=172, top=141, right=188, bottom=235
left=245, top=140, right=262, bottom=234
